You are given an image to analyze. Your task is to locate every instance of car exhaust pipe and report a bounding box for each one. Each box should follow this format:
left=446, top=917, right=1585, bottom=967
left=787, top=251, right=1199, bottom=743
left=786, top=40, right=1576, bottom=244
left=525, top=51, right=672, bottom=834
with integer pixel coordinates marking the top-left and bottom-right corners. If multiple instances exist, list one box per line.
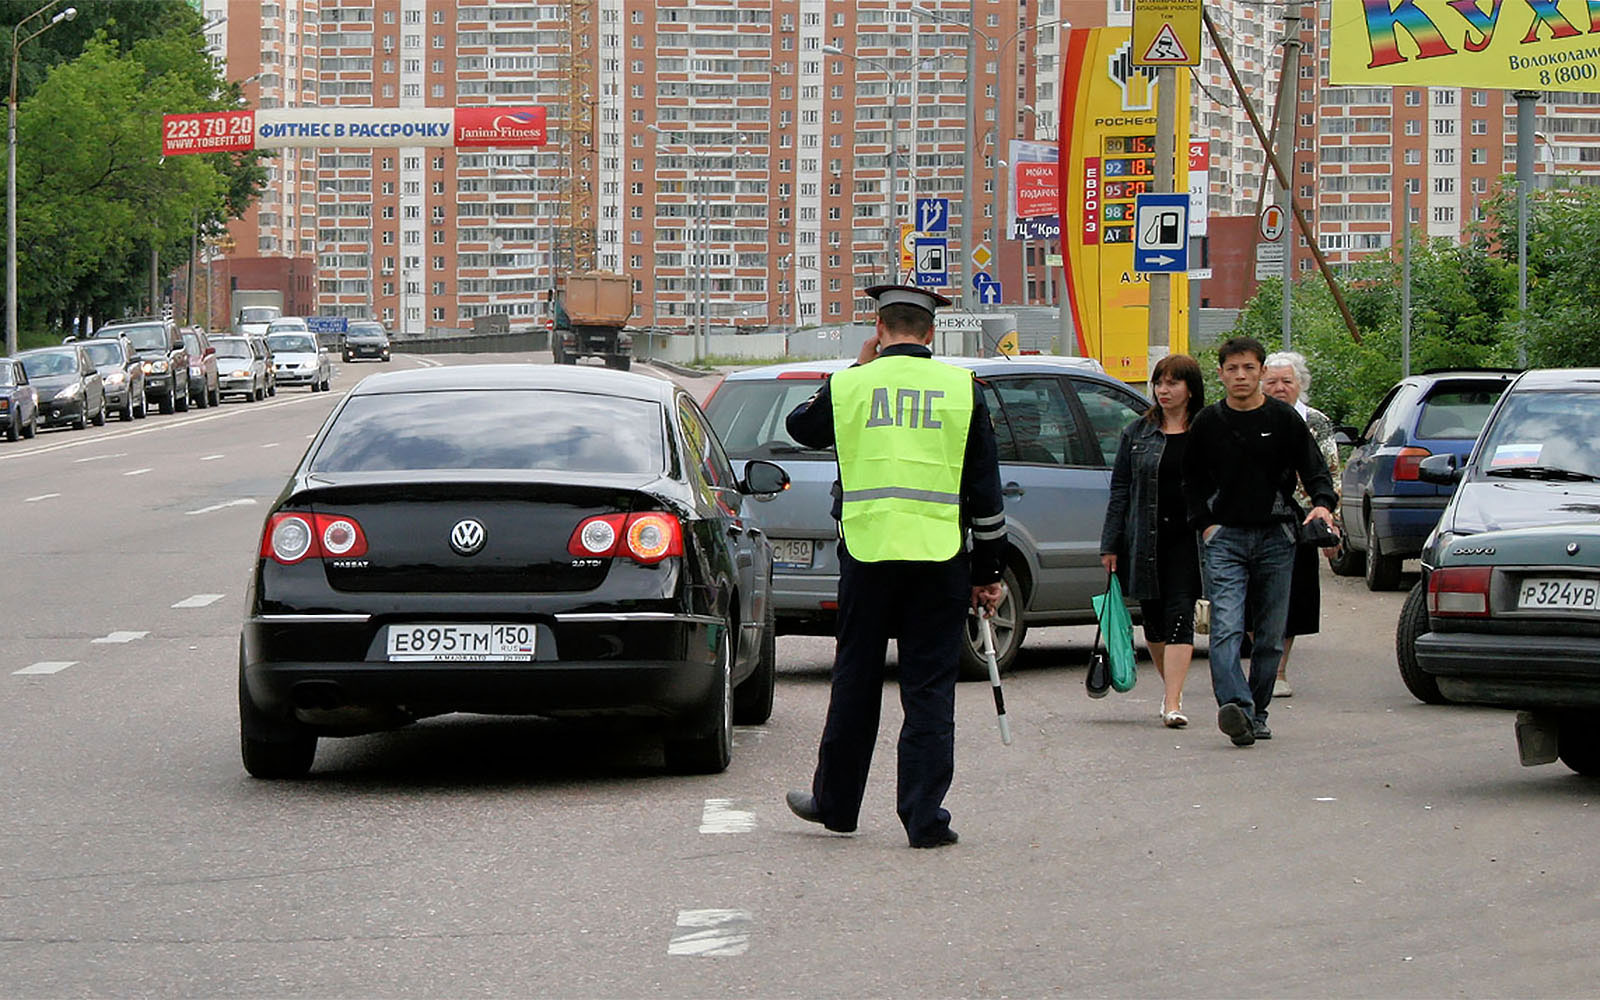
left=291, top=680, right=346, bottom=711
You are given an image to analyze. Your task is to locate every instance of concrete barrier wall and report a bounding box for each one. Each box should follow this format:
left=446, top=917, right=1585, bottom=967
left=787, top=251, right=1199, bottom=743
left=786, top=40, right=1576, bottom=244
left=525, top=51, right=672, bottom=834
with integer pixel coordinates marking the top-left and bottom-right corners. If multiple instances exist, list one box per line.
left=398, top=331, right=550, bottom=355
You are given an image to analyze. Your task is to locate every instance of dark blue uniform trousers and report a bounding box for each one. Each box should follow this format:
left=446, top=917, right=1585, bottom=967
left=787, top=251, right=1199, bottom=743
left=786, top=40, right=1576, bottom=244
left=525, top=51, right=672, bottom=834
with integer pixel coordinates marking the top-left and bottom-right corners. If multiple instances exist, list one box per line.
left=811, top=544, right=969, bottom=845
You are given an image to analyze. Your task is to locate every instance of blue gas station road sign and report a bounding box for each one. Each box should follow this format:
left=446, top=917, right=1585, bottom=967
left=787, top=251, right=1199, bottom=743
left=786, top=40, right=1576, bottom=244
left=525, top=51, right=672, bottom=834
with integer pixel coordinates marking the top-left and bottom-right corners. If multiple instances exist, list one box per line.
left=1133, top=192, right=1190, bottom=273
left=914, top=237, right=948, bottom=288
left=916, top=197, right=950, bottom=233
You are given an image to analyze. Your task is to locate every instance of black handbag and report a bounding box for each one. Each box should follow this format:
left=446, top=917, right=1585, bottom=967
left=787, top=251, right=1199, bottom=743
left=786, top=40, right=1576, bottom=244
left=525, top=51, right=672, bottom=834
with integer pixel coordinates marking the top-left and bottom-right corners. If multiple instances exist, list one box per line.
left=1085, top=612, right=1111, bottom=699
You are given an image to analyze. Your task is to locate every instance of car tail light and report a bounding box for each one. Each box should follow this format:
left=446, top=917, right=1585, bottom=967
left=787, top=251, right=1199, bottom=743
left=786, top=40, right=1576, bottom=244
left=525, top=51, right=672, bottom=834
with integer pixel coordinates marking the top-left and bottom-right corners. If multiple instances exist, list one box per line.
left=1393, top=446, right=1432, bottom=481
left=1428, top=566, right=1492, bottom=617
left=568, top=512, right=684, bottom=565
left=260, top=512, right=369, bottom=565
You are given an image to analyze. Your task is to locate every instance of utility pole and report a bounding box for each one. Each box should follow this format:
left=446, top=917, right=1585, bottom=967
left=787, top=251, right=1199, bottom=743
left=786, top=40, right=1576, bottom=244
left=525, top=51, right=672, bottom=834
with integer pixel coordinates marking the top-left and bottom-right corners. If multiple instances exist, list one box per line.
left=959, top=3, right=976, bottom=309
left=1514, top=89, right=1537, bottom=367
left=1145, top=67, right=1176, bottom=366
left=1276, top=4, right=1303, bottom=350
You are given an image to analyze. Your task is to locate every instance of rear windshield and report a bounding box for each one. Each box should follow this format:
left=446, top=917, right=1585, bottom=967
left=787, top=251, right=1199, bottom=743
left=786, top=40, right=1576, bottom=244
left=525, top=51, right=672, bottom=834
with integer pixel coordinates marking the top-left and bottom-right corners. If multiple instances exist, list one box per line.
left=703, top=377, right=835, bottom=457
left=213, top=339, right=253, bottom=361
left=267, top=334, right=317, bottom=353
left=80, top=341, right=124, bottom=367
left=1415, top=384, right=1505, bottom=440
left=310, top=389, right=666, bottom=475
left=239, top=308, right=279, bottom=324
left=97, top=324, right=165, bottom=351
left=1475, top=390, right=1600, bottom=479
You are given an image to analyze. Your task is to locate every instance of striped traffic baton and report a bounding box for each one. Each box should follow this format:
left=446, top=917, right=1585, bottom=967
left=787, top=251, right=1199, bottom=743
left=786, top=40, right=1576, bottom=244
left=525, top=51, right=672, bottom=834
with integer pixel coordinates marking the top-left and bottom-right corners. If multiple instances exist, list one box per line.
left=978, top=611, right=1013, bottom=745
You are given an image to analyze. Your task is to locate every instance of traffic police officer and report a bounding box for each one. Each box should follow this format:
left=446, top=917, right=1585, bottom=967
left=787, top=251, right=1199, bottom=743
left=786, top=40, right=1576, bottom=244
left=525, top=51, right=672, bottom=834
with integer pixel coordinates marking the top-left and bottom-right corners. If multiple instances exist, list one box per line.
left=783, top=284, right=1006, bottom=849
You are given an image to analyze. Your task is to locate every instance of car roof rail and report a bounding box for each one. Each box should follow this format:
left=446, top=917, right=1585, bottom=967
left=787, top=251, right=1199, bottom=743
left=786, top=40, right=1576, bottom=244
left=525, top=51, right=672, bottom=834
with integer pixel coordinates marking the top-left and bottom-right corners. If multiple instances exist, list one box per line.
left=1418, top=366, right=1522, bottom=376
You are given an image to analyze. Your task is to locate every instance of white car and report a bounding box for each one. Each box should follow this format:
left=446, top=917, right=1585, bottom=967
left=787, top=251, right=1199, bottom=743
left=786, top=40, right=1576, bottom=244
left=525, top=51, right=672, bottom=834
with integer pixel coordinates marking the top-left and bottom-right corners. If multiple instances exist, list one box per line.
left=265, top=329, right=332, bottom=392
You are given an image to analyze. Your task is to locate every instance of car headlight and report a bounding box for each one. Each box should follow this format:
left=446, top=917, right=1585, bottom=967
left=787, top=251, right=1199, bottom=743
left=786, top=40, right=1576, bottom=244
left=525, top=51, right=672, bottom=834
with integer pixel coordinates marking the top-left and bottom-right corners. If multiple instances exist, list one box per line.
left=143, top=359, right=169, bottom=374
left=55, top=382, right=83, bottom=401
left=230, top=368, right=252, bottom=378
left=104, top=371, right=126, bottom=387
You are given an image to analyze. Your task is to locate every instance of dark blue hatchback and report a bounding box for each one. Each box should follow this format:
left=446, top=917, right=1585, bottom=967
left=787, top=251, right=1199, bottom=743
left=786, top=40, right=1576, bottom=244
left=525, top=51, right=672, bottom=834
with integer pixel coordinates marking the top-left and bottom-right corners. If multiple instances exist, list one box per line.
left=1335, top=369, right=1515, bottom=590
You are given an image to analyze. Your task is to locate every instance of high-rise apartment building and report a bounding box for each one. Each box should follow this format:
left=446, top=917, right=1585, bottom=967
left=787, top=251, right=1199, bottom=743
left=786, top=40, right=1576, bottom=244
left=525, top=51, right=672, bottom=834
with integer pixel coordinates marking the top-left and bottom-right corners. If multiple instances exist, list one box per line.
left=203, top=1, right=1600, bottom=338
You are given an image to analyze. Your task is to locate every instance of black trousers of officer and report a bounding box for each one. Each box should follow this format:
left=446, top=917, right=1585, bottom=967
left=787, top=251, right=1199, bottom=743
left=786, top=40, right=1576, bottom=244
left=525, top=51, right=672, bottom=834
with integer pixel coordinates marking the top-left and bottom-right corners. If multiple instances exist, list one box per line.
left=811, top=542, right=970, bottom=844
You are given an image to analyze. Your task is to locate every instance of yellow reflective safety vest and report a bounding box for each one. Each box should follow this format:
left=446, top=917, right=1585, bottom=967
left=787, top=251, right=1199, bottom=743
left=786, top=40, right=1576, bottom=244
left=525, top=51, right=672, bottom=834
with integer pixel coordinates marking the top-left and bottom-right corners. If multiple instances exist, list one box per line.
left=830, top=355, right=974, bottom=562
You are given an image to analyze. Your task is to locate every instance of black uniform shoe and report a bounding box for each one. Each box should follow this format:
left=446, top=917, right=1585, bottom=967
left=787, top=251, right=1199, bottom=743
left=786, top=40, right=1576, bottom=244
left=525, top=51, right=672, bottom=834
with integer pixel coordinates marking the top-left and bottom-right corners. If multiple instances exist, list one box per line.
left=909, top=828, right=959, bottom=849
left=786, top=790, right=856, bottom=833
left=1252, top=720, right=1273, bottom=740
left=1218, top=703, right=1256, bottom=746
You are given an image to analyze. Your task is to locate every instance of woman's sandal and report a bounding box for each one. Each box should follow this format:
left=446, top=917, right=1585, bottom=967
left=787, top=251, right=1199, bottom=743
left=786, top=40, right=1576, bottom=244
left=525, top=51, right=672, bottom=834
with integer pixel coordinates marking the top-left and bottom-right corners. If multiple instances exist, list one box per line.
left=1161, top=702, right=1189, bottom=728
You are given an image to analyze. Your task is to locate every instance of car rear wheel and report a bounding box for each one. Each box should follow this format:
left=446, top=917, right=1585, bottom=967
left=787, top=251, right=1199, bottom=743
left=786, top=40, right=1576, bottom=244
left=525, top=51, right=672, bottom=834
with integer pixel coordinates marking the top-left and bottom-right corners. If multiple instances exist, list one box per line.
left=120, top=398, right=135, bottom=420
left=159, top=392, right=174, bottom=415
left=174, top=382, right=189, bottom=412
left=1558, top=720, right=1600, bottom=776
left=1364, top=511, right=1403, bottom=591
left=238, top=659, right=317, bottom=779
left=732, top=594, right=776, bottom=726
left=5, top=414, right=17, bottom=441
left=959, top=564, right=1025, bottom=681
left=1395, top=579, right=1445, bottom=704
left=90, top=399, right=106, bottom=426
left=664, top=625, right=733, bottom=774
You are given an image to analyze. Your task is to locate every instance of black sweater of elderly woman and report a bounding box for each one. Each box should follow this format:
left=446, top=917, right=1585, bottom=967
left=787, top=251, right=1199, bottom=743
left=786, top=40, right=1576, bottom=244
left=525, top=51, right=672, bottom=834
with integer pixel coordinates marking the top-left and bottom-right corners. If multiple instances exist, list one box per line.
left=1100, top=417, right=1195, bottom=601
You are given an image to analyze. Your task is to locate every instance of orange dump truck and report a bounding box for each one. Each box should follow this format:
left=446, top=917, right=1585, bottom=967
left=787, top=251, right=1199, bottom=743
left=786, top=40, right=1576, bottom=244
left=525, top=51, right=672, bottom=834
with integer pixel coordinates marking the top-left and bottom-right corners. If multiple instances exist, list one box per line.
left=552, top=271, right=634, bottom=370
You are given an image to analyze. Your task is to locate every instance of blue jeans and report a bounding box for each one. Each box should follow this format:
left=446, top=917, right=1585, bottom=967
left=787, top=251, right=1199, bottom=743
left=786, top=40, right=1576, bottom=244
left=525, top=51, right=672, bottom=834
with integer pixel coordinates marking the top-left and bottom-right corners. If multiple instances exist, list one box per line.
left=1201, top=522, right=1296, bottom=722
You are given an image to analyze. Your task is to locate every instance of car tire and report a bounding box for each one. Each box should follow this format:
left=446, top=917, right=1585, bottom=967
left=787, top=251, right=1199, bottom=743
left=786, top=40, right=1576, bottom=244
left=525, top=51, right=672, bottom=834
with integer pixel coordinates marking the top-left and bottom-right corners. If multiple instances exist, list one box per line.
left=732, top=593, right=776, bottom=726
left=959, top=564, right=1025, bottom=681
left=1557, top=719, right=1600, bottom=776
left=1364, top=511, right=1403, bottom=591
left=159, top=392, right=174, bottom=415
left=1395, top=579, right=1446, bottom=705
left=22, top=413, right=36, bottom=437
left=192, top=385, right=208, bottom=409
left=90, top=399, right=107, bottom=426
left=238, top=656, right=317, bottom=779
left=254, top=384, right=264, bottom=401
left=267, top=380, right=276, bottom=397
left=5, top=414, right=16, bottom=441
left=208, top=385, right=219, bottom=407
left=1327, top=531, right=1365, bottom=576
left=135, top=394, right=147, bottom=418
left=120, top=398, right=134, bottom=420
left=175, top=383, right=189, bottom=412
left=664, top=625, right=733, bottom=774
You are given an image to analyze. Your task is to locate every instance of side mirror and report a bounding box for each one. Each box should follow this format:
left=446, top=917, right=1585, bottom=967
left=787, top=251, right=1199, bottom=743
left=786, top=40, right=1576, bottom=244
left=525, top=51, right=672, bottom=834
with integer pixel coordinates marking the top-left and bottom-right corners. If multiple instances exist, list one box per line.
left=62, top=335, right=76, bottom=343
left=1334, top=425, right=1360, bottom=447
left=740, top=459, right=791, bottom=497
left=1417, top=453, right=1462, bottom=485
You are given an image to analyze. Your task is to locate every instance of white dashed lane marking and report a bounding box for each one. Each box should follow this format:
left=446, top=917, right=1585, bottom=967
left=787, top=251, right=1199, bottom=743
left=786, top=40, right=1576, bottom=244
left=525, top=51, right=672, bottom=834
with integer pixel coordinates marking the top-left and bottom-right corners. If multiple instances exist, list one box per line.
left=668, top=910, right=752, bottom=957
left=91, top=631, right=148, bottom=644
left=14, top=661, right=76, bottom=676
left=73, top=452, right=127, bottom=464
left=24, top=493, right=59, bottom=502
left=260, top=442, right=280, bottom=449
left=200, top=454, right=224, bottom=461
left=123, top=468, right=152, bottom=477
left=700, top=799, right=756, bottom=835
left=172, top=594, right=225, bottom=609
left=187, top=498, right=257, bottom=516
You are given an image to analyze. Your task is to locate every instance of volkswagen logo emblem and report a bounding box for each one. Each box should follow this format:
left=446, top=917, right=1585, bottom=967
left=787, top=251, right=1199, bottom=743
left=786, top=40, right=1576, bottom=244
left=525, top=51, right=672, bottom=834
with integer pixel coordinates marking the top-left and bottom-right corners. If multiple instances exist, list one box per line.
left=449, top=518, right=487, bottom=556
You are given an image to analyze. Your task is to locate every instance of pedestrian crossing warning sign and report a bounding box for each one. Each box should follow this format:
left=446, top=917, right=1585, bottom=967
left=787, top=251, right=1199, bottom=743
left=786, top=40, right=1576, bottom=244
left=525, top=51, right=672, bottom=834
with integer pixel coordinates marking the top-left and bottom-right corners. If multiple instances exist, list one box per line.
left=1132, top=0, right=1202, bottom=68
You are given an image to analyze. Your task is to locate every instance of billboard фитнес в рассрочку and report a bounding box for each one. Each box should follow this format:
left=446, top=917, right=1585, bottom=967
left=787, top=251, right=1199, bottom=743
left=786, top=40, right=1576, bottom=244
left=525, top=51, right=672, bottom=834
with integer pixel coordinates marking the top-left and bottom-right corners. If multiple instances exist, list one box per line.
left=160, top=107, right=548, bottom=156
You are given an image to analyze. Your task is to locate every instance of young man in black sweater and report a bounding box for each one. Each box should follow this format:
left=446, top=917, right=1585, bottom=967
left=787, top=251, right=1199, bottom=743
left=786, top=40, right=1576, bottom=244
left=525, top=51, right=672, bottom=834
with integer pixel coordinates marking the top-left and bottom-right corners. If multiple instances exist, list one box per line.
left=1182, top=336, right=1337, bottom=746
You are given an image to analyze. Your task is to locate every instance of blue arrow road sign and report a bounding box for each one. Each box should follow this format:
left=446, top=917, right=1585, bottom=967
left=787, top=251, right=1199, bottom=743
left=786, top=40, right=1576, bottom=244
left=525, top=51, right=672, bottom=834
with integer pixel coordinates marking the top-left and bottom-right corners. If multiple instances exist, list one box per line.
left=913, top=237, right=948, bottom=288
left=1133, top=192, right=1190, bottom=273
left=916, top=197, right=950, bottom=233
left=977, top=279, right=1002, bottom=305
left=972, top=270, right=993, bottom=294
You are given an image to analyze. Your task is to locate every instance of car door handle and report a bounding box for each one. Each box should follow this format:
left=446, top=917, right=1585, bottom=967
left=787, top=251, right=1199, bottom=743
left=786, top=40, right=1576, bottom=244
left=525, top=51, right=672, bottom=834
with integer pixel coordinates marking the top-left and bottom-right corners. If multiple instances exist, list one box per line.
left=1002, top=482, right=1025, bottom=498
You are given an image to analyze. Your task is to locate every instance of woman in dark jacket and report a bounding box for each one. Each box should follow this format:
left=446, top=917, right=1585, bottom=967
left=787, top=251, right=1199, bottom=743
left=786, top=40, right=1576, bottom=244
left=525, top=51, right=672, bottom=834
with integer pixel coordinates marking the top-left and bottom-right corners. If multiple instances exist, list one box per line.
left=1099, top=354, right=1205, bottom=727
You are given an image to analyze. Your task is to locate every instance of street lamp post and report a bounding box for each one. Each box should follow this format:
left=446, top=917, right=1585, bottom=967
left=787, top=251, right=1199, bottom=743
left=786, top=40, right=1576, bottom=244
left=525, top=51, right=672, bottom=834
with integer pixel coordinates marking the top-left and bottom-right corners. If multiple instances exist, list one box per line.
left=7, top=1, right=76, bottom=356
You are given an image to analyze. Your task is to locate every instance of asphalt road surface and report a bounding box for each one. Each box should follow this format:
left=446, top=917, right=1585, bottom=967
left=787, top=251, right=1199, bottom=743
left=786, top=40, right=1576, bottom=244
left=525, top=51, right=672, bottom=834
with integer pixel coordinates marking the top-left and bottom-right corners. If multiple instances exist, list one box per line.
left=2, top=352, right=1596, bottom=998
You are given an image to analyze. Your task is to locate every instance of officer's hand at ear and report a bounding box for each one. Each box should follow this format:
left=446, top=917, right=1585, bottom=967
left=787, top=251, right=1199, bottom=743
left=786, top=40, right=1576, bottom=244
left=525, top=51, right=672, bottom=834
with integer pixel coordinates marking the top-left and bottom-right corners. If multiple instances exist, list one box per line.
left=856, top=332, right=882, bottom=365
left=971, top=582, right=1004, bottom=614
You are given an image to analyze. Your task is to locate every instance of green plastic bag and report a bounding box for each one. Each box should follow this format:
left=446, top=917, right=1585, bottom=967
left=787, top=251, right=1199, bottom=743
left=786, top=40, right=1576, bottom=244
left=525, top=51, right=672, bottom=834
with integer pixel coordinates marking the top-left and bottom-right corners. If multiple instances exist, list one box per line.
left=1090, top=572, right=1137, bottom=693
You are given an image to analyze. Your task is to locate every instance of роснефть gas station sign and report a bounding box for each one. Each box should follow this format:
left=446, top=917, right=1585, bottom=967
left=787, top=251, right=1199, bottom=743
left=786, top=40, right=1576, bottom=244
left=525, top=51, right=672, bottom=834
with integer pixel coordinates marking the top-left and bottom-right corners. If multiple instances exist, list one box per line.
left=161, top=107, right=547, bottom=156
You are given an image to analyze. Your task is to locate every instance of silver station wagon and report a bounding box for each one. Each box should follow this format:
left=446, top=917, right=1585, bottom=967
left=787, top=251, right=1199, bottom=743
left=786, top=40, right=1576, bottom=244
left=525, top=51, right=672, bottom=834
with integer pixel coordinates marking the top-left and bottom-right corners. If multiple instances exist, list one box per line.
left=704, top=355, right=1149, bottom=678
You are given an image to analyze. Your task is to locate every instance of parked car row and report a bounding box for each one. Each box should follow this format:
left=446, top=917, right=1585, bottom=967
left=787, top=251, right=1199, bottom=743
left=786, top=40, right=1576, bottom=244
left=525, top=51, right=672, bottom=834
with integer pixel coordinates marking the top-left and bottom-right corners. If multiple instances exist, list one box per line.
left=0, top=315, right=348, bottom=443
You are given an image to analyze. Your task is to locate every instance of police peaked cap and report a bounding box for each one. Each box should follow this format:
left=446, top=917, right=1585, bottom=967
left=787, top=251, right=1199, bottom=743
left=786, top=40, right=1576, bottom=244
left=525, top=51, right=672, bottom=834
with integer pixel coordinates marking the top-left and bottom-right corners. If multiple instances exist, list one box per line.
left=865, top=284, right=952, bottom=317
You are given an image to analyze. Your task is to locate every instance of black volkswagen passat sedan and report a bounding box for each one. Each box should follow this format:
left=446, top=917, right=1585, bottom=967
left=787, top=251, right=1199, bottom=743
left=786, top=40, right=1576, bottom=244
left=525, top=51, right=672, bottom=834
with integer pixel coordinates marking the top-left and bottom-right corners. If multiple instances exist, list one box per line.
left=239, top=364, right=789, bottom=778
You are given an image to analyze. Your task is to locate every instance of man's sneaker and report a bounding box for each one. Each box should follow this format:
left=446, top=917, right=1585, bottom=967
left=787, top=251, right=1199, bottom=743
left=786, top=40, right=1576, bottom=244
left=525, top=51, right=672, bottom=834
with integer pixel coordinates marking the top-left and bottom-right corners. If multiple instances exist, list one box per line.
left=1252, top=720, right=1273, bottom=740
left=1218, top=703, right=1256, bottom=746
left=1273, top=677, right=1293, bottom=698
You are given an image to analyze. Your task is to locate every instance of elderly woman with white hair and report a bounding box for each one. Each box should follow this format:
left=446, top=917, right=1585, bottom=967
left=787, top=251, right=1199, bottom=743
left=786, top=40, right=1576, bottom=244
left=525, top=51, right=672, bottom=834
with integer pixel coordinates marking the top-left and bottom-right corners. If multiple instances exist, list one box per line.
left=1261, top=351, right=1341, bottom=698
